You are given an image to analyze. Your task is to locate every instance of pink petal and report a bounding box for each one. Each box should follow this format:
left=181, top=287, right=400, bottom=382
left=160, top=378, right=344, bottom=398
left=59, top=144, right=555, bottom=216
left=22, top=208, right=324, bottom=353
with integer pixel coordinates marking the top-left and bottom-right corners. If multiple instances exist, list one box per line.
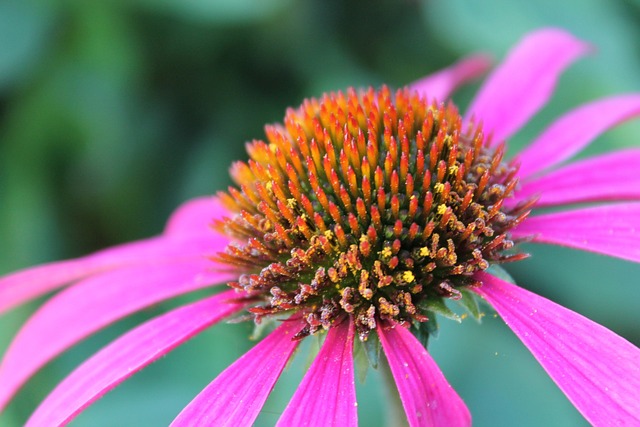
left=163, top=196, right=228, bottom=237
left=0, top=234, right=228, bottom=315
left=24, top=290, right=243, bottom=427
left=512, top=149, right=640, bottom=207
left=473, top=272, right=640, bottom=425
left=466, top=28, right=589, bottom=144
left=378, top=323, right=471, bottom=427
left=171, top=318, right=304, bottom=427
left=516, top=95, right=640, bottom=179
left=0, top=260, right=235, bottom=411
left=277, top=320, right=357, bottom=427
left=511, top=202, right=640, bottom=263
left=410, top=54, right=492, bottom=102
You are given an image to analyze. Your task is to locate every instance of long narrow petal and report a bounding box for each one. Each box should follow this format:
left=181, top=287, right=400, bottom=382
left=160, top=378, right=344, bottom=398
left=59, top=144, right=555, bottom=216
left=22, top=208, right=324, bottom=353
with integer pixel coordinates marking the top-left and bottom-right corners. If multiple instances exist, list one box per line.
left=164, top=196, right=228, bottom=237
left=465, top=28, right=589, bottom=144
left=473, top=272, right=640, bottom=425
left=510, top=202, right=640, bottom=263
left=516, top=95, right=640, bottom=179
left=171, top=318, right=304, bottom=427
left=0, top=261, right=235, bottom=411
left=378, top=324, right=471, bottom=427
left=0, top=234, right=227, bottom=315
left=277, top=320, right=357, bottom=427
left=25, top=290, right=243, bottom=427
left=410, top=54, right=492, bottom=102
left=512, top=149, right=640, bottom=207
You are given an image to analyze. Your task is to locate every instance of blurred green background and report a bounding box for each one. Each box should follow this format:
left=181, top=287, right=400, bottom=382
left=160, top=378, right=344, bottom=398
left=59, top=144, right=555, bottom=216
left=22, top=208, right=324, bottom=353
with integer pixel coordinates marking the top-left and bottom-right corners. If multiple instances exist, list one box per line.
left=1, top=0, right=640, bottom=426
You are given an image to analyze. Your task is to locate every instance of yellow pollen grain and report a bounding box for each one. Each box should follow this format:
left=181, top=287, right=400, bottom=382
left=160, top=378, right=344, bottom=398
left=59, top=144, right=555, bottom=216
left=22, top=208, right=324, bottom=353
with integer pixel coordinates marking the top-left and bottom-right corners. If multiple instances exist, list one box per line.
left=324, top=230, right=334, bottom=239
left=434, top=183, right=445, bottom=193
left=379, top=247, right=392, bottom=258
left=266, top=181, right=273, bottom=191
left=286, top=198, right=297, bottom=208
left=419, top=247, right=430, bottom=257
left=269, top=143, right=278, bottom=153
left=437, top=204, right=447, bottom=215
left=448, top=165, right=459, bottom=175
left=402, top=271, right=415, bottom=283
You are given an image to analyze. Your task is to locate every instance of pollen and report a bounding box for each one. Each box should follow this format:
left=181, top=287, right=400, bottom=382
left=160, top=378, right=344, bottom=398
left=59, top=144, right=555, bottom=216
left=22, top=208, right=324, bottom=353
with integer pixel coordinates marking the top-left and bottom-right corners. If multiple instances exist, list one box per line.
left=402, top=271, right=415, bottom=283
left=215, top=86, right=533, bottom=340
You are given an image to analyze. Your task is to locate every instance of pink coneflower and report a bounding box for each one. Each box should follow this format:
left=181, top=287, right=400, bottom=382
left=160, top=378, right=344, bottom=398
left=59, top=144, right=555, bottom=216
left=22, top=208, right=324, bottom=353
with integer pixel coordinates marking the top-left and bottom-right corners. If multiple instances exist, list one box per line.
left=1, top=28, right=640, bottom=426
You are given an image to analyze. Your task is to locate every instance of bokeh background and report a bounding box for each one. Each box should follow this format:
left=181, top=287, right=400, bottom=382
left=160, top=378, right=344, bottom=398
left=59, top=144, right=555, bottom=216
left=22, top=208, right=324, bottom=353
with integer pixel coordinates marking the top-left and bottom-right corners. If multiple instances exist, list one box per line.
left=2, top=0, right=640, bottom=426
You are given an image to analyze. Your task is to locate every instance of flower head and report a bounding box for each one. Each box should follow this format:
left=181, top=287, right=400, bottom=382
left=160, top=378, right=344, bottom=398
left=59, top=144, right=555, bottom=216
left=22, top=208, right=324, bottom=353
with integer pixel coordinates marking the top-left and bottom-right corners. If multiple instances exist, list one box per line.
left=217, top=86, right=530, bottom=342
left=1, top=28, right=640, bottom=426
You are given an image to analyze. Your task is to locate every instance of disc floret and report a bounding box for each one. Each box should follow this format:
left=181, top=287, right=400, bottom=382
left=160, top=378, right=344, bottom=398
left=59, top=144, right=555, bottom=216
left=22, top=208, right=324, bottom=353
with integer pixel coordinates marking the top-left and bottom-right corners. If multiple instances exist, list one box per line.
left=216, top=86, right=531, bottom=340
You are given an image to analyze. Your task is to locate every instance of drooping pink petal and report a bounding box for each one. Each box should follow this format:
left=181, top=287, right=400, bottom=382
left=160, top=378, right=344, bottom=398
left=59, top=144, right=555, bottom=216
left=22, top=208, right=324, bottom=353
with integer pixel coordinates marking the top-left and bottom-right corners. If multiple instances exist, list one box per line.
left=516, top=95, right=640, bottom=179
left=24, top=290, right=243, bottom=427
left=465, top=28, right=589, bottom=144
left=164, top=196, right=228, bottom=237
left=378, top=323, right=471, bottom=427
left=473, top=272, right=640, bottom=426
left=277, top=320, right=357, bottom=427
left=0, top=260, right=235, bottom=411
left=510, top=202, right=640, bottom=263
left=0, top=234, right=228, bottom=315
left=171, top=318, right=305, bottom=427
left=410, top=54, right=492, bottom=102
left=511, top=149, right=640, bottom=207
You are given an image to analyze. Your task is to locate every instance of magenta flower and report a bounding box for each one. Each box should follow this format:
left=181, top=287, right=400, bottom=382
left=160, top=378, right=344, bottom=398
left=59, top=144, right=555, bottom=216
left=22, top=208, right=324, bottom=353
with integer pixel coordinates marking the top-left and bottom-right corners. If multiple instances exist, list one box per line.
left=2, top=28, right=640, bottom=426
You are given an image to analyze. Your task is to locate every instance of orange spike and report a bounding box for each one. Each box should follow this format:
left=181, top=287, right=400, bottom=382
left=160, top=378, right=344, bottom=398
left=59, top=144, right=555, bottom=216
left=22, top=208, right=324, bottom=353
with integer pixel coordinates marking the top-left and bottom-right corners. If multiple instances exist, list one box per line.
left=328, top=201, right=343, bottom=224
left=390, top=170, right=399, bottom=195
left=374, top=166, right=384, bottom=190
left=366, top=225, right=377, bottom=242
left=423, top=191, right=433, bottom=214
left=347, top=166, right=358, bottom=197
left=356, top=197, right=367, bottom=221
left=276, top=199, right=296, bottom=225
left=391, top=195, right=400, bottom=218
left=408, top=195, right=418, bottom=220
left=408, top=222, right=419, bottom=241
left=476, top=171, right=490, bottom=198
left=339, top=185, right=353, bottom=211
left=347, top=213, right=361, bottom=234
left=429, top=141, right=439, bottom=171
left=361, top=175, right=372, bottom=206
left=370, top=206, right=382, bottom=230
left=313, top=212, right=327, bottom=232
left=393, top=220, right=403, bottom=237
left=400, top=152, right=409, bottom=183
left=334, top=224, right=348, bottom=247
left=377, top=187, right=386, bottom=211
left=405, top=173, right=414, bottom=196
left=299, top=194, right=316, bottom=217
left=436, top=160, right=447, bottom=183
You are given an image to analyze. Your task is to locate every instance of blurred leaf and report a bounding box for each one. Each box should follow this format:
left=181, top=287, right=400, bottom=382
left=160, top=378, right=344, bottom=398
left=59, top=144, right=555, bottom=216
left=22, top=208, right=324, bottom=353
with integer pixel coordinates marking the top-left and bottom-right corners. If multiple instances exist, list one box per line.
left=134, top=0, right=295, bottom=24
left=0, top=0, right=55, bottom=90
left=457, top=287, right=482, bottom=321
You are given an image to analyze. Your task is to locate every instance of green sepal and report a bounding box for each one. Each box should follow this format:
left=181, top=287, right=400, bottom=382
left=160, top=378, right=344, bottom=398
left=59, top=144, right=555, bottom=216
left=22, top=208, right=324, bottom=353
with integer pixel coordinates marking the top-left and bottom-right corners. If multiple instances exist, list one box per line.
left=353, top=338, right=370, bottom=383
left=362, top=331, right=382, bottom=369
left=486, top=264, right=516, bottom=284
left=420, top=298, right=461, bottom=323
left=353, top=330, right=383, bottom=383
left=411, top=311, right=438, bottom=348
left=457, top=287, right=482, bottom=321
left=248, top=317, right=275, bottom=341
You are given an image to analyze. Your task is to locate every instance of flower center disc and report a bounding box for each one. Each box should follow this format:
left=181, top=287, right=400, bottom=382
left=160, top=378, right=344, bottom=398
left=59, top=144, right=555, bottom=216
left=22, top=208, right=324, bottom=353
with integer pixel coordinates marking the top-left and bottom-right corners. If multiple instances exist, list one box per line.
left=216, top=86, right=530, bottom=340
